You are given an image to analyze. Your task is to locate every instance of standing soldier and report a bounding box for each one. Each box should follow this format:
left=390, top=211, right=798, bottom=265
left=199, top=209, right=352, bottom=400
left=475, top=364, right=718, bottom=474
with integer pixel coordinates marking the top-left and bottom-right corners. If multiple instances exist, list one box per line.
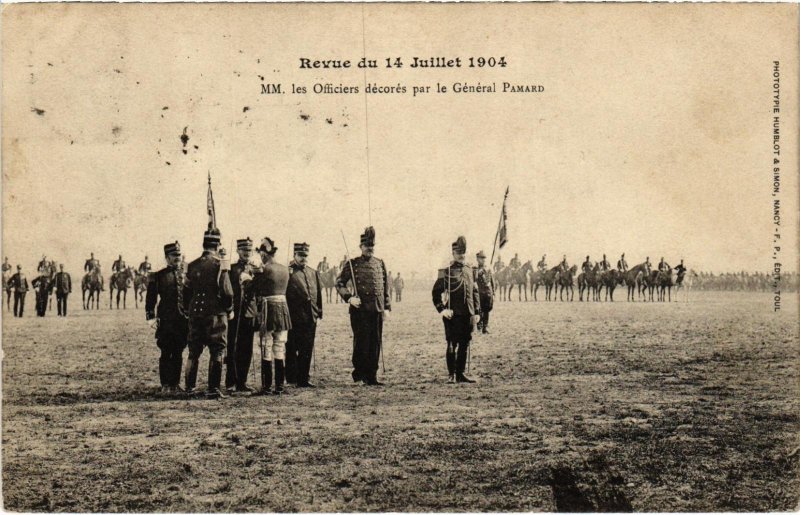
left=3, top=257, right=12, bottom=310
left=286, top=242, right=323, bottom=388
left=317, top=256, right=330, bottom=274
left=138, top=256, right=152, bottom=276
left=32, top=270, right=52, bottom=317
left=146, top=241, right=189, bottom=394
left=53, top=264, right=72, bottom=317
left=617, top=253, right=628, bottom=273
left=335, top=227, right=391, bottom=386
left=394, top=272, right=404, bottom=302
left=10, top=265, right=28, bottom=317
left=432, top=237, right=481, bottom=383
left=475, top=250, right=494, bottom=334
left=182, top=228, right=234, bottom=399
left=245, top=237, right=292, bottom=395
left=493, top=254, right=505, bottom=273
left=225, top=238, right=258, bottom=394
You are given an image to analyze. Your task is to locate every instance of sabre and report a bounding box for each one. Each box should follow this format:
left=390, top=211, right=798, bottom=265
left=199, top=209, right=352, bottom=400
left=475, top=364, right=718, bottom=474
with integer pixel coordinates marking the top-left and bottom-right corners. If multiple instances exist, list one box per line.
left=340, top=230, right=358, bottom=297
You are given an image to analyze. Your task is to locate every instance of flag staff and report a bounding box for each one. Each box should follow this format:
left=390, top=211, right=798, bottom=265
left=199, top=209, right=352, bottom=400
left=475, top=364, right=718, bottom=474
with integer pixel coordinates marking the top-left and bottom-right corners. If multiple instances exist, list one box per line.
left=489, top=187, right=509, bottom=266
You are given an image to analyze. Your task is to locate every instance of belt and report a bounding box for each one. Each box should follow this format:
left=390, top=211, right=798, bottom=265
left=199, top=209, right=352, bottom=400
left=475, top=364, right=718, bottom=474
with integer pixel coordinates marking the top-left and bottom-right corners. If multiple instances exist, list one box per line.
left=264, top=294, right=286, bottom=302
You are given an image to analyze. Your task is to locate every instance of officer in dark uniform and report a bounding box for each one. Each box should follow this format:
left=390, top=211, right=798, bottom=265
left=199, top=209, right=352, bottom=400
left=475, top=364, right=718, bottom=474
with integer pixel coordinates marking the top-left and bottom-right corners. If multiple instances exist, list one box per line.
left=85, top=253, right=104, bottom=291
left=317, top=256, right=330, bottom=274
left=182, top=228, right=234, bottom=399
left=617, top=253, right=628, bottom=272
left=32, top=271, right=52, bottom=317
left=138, top=256, right=152, bottom=275
left=658, top=257, right=670, bottom=273
left=509, top=253, right=521, bottom=271
left=475, top=250, right=494, bottom=334
left=225, top=237, right=258, bottom=394
left=53, top=264, right=72, bottom=316
left=582, top=256, right=593, bottom=275
left=146, top=241, right=189, bottom=393
left=37, top=255, right=49, bottom=274
left=246, top=237, right=292, bottom=395
left=112, top=255, right=126, bottom=273
left=10, top=265, right=28, bottom=317
left=599, top=254, right=611, bottom=272
left=675, top=259, right=687, bottom=284
left=432, top=236, right=481, bottom=383
left=335, top=226, right=391, bottom=386
left=286, top=242, right=323, bottom=388
left=537, top=254, right=547, bottom=273
left=560, top=255, right=569, bottom=274
left=493, top=255, right=505, bottom=273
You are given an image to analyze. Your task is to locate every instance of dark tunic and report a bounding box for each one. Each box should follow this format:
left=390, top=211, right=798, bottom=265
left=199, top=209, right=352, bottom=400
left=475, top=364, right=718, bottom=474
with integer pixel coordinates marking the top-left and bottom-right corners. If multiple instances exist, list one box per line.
left=335, top=255, right=391, bottom=382
left=250, top=261, right=291, bottom=333
left=183, top=251, right=234, bottom=358
left=146, top=265, right=189, bottom=387
left=286, top=262, right=324, bottom=384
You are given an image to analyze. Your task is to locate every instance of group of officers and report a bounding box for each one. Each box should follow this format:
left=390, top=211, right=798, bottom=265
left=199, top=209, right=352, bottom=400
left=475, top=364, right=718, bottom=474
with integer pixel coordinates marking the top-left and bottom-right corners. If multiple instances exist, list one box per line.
left=144, top=225, right=497, bottom=399
left=3, top=257, right=73, bottom=318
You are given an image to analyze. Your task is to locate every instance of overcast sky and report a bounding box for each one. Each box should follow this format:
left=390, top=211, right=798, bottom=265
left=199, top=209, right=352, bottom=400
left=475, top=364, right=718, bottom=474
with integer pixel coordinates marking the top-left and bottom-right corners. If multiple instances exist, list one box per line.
left=3, top=3, right=798, bottom=278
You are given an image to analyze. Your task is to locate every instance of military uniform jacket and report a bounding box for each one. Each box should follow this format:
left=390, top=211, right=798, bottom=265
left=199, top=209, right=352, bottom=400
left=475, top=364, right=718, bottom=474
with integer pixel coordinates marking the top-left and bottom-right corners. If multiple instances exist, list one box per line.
left=432, top=262, right=481, bottom=316
left=138, top=262, right=152, bottom=274
left=230, top=260, right=258, bottom=319
left=336, top=255, right=391, bottom=313
left=476, top=267, right=494, bottom=298
left=2, top=263, right=11, bottom=273
left=32, top=275, right=51, bottom=294
left=146, top=266, right=187, bottom=321
left=287, top=263, right=323, bottom=326
left=394, top=277, right=405, bottom=290
left=182, top=252, right=234, bottom=317
left=10, top=272, right=28, bottom=292
left=53, top=272, right=72, bottom=295
left=84, top=259, right=99, bottom=272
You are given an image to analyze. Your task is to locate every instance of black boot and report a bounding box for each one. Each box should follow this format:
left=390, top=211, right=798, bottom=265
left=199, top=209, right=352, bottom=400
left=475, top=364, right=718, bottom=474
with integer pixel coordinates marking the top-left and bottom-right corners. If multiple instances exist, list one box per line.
left=455, top=342, right=475, bottom=383
left=260, top=360, right=272, bottom=395
left=274, top=360, right=285, bottom=395
left=446, top=341, right=456, bottom=383
left=224, top=356, right=236, bottom=392
left=206, top=359, right=226, bottom=399
left=158, top=356, right=169, bottom=389
left=184, top=357, right=199, bottom=394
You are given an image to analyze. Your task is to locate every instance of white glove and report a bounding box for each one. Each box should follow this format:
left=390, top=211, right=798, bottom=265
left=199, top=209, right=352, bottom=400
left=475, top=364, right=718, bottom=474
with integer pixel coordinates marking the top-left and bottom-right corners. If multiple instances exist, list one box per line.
left=442, top=309, right=454, bottom=319
left=228, top=311, right=235, bottom=320
left=219, top=255, right=231, bottom=272
left=240, top=272, right=252, bottom=283
left=148, top=318, right=159, bottom=330
left=383, top=310, right=390, bottom=320
left=470, top=315, right=481, bottom=326
left=349, top=296, right=362, bottom=308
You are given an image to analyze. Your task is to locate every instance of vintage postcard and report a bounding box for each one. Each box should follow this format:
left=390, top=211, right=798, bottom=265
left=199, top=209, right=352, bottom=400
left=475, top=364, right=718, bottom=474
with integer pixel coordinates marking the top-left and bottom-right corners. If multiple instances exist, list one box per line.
left=2, top=3, right=798, bottom=512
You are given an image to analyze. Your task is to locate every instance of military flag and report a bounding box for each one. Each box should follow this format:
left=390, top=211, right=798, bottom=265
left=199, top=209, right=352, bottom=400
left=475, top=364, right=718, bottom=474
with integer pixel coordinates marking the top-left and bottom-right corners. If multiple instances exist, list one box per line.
left=490, top=187, right=509, bottom=264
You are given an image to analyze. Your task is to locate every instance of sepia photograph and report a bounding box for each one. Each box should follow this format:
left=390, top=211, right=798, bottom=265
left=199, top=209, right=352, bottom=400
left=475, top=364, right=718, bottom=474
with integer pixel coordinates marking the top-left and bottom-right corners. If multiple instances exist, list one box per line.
left=2, top=2, right=799, bottom=511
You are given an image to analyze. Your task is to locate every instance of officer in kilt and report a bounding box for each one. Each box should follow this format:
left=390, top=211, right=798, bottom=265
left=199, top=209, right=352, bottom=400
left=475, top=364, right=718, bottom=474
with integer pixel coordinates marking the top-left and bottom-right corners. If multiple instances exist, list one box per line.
left=182, top=228, right=234, bottom=399
left=225, top=237, right=258, bottom=394
left=244, top=237, right=292, bottom=395
left=145, top=241, right=189, bottom=393
left=335, top=226, right=391, bottom=386
left=475, top=250, right=494, bottom=334
left=286, top=242, right=323, bottom=388
left=432, top=236, right=481, bottom=383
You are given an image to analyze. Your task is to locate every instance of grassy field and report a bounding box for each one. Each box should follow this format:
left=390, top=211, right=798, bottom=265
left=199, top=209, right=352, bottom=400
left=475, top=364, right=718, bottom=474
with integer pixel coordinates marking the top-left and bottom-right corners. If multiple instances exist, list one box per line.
left=2, top=290, right=798, bottom=511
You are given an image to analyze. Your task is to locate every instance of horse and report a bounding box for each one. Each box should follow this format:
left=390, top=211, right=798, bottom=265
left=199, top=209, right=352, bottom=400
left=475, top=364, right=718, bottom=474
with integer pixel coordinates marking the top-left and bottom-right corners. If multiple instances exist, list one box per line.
left=623, top=263, right=649, bottom=301
left=641, top=270, right=660, bottom=302
left=578, top=264, right=602, bottom=302
left=82, top=271, right=103, bottom=309
left=539, top=266, right=561, bottom=301
left=557, top=265, right=577, bottom=301
left=676, top=269, right=695, bottom=302
left=600, top=269, right=624, bottom=301
left=132, top=270, right=149, bottom=308
left=505, top=261, right=533, bottom=301
left=657, top=267, right=676, bottom=302
left=109, top=267, right=134, bottom=309
left=320, top=265, right=339, bottom=303
left=493, top=266, right=511, bottom=301
left=529, top=269, right=547, bottom=301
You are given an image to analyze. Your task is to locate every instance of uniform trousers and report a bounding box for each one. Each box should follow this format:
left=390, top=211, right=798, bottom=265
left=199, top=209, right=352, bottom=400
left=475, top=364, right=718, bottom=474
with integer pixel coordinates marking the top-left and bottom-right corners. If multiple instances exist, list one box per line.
left=286, top=322, right=317, bottom=385
left=443, top=314, right=473, bottom=376
left=14, top=292, right=26, bottom=317
left=350, top=310, right=383, bottom=382
left=156, top=321, right=188, bottom=387
left=225, top=316, right=255, bottom=389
